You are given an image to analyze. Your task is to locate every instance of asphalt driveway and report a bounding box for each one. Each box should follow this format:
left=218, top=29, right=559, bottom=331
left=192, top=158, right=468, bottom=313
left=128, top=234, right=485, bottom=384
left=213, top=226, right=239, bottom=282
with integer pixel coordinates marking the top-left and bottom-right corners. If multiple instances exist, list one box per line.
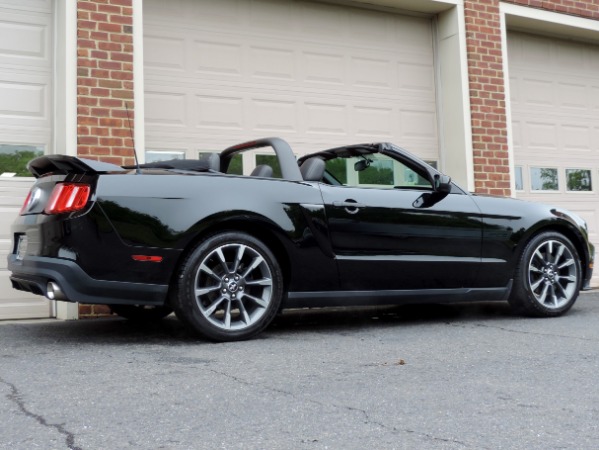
left=1, top=293, right=599, bottom=449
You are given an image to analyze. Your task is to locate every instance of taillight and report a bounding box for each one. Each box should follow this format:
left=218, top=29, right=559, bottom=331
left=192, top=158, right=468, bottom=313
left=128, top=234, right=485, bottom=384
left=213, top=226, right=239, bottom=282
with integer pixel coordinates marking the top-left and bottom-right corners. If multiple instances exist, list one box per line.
left=44, top=183, right=91, bottom=214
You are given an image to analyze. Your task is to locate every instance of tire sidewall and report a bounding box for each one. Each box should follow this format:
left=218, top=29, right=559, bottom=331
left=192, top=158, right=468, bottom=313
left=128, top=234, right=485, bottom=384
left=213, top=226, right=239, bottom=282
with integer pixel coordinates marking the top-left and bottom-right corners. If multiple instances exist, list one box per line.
left=511, top=231, right=581, bottom=317
left=175, top=232, right=283, bottom=341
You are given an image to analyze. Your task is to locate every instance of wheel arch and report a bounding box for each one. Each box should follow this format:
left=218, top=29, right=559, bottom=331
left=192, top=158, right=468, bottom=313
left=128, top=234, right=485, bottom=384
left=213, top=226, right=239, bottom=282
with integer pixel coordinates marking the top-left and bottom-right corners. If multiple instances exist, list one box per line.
left=168, top=216, right=292, bottom=299
left=517, top=222, right=592, bottom=282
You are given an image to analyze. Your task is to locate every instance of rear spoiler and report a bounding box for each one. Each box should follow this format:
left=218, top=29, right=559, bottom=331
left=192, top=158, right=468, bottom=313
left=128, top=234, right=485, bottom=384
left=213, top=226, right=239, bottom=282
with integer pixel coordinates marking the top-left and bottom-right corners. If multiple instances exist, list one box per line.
left=27, top=155, right=127, bottom=178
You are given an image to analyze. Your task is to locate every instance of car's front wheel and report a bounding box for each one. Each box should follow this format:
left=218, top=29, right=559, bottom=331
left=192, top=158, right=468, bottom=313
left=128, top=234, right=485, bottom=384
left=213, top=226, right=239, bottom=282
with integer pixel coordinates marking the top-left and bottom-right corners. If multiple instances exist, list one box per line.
left=173, top=232, right=283, bottom=341
left=509, top=231, right=582, bottom=317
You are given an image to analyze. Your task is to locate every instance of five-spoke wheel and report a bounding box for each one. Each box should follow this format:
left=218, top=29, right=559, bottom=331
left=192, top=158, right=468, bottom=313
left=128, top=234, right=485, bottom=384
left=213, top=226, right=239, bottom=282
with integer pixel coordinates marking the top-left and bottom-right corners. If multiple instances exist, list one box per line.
left=173, top=232, right=283, bottom=341
left=509, top=232, right=581, bottom=316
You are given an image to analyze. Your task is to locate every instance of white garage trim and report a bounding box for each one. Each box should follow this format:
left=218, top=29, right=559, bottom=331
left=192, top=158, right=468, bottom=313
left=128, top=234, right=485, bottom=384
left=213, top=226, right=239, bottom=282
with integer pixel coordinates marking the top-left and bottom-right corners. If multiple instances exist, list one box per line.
left=502, top=3, right=599, bottom=44
left=133, top=0, right=146, bottom=164
left=52, top=0, right=78, bottom=320
left=53, top=0, right=78, bottom=158
left=436, top=4, right=473, bottom=191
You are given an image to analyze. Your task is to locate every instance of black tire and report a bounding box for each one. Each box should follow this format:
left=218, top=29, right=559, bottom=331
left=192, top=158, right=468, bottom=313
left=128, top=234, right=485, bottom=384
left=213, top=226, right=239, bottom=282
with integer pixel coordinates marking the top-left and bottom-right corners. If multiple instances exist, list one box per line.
left=509, top=231, right=582, bottom=317
left=110, top=304, right=173, bottom=321
left=172, top=232, right=283, bottom=342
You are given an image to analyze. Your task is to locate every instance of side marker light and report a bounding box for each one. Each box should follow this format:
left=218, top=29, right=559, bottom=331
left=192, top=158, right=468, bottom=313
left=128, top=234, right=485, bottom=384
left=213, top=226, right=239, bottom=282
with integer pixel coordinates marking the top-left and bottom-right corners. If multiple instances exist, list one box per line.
left=131, top=255, right=163, bottom=262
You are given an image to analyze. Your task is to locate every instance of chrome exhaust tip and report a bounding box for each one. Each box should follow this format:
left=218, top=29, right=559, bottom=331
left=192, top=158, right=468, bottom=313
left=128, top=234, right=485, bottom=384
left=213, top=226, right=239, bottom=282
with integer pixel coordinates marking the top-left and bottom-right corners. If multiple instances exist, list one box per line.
left=47, top=282, right=65, bottom=300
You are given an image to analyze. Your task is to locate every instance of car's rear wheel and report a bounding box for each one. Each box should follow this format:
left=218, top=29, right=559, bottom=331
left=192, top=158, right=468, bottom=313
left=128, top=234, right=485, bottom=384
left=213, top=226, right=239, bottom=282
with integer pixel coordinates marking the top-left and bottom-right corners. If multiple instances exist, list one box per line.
left=109, top=304, right=173, bottom=321
left=173, top=232, right=283, bottom=341
left=509, top=231, right=581, bottom=317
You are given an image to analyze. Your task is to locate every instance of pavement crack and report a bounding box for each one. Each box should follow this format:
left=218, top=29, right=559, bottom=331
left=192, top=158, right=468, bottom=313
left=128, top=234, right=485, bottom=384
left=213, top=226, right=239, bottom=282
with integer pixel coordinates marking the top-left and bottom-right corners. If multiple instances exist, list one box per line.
left=0, top=375, right=82, bottom=450
left=451, top=322, right=599, bottom=342
left=204, top=367, right=472, bottom=447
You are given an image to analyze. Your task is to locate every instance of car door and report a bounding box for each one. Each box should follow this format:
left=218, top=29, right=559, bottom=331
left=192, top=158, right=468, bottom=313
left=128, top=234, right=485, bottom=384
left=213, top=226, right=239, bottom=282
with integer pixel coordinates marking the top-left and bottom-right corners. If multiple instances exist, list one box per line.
left=319, top=152, right=483, bottom=291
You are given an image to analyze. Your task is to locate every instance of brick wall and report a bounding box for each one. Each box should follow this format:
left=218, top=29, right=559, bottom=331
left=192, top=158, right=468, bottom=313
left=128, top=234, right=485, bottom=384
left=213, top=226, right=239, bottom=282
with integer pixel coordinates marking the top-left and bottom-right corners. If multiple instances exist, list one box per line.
left=77, top=0, right=134, bottom=318
left=464, top=0, right=599, bottom=196
left=77, top=0, right=135, bottom=169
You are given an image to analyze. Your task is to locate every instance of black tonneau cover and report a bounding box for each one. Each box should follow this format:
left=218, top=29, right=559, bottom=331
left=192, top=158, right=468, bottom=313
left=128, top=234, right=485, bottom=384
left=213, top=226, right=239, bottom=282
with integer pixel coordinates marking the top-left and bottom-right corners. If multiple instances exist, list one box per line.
left=122, top=159, right=212, bottom=171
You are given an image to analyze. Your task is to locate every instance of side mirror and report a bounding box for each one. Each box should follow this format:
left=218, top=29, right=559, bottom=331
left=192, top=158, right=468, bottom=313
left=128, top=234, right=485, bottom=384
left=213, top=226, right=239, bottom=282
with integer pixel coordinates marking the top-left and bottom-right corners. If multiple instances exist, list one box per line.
left=434, top=174, right=452, bottom=194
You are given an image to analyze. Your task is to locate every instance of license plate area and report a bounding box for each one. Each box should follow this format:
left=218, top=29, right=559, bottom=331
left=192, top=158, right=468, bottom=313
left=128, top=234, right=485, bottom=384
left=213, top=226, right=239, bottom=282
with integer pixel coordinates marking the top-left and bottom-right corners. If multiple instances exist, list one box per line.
left=15, top=235, right=28, bottom=260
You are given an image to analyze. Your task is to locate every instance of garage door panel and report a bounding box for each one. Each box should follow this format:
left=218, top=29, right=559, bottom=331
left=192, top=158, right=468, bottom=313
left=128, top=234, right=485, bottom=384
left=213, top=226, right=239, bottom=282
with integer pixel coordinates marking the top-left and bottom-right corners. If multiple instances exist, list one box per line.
left=0, top=10, right=52, bottom=68
left=0, top=0, right=53, bottom=319
left=145, top=0, right=438, bottom=161
left=558, top=81, right=588, bottom=110
left=509, top=32, right=599, bottom=285
left=146, top=85, right=435, bottom=144
left=0, top=272, right=51, bottom=320
left=195, top=41, right=243, bottom=77
left=0, top=79, right=49, bottom=122
left=144, top=35, right=186, bottom=72
left=146, top=31, right=435, bottom=100
left=0, top=0, right=53, bottom=12
left=302, top=51, right=345, bottom=85
left=304, top=102, right=347, bottom=136
left=249, top=45, right=296, bottom=81
left=197, top=95, right=245, bottom=131
left=145, top=91, right=187, bottom=128
left=560, top=124, right=592, bottom=152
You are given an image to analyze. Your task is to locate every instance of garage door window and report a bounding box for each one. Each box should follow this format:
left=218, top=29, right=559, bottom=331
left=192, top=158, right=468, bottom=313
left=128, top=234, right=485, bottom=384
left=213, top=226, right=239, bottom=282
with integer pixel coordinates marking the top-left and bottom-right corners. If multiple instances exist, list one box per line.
left=566, top=169, right=592, bottom=192
left=0, top=144, right=44, bottom=177
left=531, top=167, right=559, bottom=191
left=146, top=150, right=185, bottom=163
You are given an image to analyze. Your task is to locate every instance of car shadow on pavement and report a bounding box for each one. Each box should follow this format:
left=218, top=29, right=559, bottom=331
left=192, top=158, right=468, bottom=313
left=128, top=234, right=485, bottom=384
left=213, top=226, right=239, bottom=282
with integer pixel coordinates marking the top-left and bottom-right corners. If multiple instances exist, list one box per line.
left=1, top=301, right=520, bottom=346
left=269, top=302, right=516, bottom=335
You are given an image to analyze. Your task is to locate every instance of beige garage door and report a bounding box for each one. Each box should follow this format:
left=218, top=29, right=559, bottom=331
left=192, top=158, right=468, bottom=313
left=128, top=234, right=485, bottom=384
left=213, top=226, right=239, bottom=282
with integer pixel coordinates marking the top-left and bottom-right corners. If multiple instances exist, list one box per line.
left=508, top=32, right=599, bottom=284
left=0, top=0, right=54, bottom=319
left=143, top=0, right=439, bottom=166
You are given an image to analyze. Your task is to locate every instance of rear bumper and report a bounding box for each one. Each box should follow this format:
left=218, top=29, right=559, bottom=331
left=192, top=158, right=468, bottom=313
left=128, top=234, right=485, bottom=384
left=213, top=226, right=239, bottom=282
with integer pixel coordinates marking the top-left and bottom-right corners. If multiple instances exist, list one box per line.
left=8, top=255, right=168, bottom=306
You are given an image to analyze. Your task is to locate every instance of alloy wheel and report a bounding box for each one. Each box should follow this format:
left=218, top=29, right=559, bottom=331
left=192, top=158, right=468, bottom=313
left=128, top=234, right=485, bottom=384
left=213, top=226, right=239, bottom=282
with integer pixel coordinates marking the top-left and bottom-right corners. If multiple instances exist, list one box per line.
left=527, top=239, right=578, bottom=309
left=193, top=243, right=273, bottom=331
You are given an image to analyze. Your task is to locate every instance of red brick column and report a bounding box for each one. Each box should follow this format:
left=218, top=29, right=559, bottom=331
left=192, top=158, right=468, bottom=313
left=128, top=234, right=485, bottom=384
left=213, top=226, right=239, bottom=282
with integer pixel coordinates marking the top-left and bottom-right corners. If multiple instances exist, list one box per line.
left=77, top=0, right=135, bottom=317
left=464, top=0, right=510, bottom=197
left=77, top=0, right=135, bottom=168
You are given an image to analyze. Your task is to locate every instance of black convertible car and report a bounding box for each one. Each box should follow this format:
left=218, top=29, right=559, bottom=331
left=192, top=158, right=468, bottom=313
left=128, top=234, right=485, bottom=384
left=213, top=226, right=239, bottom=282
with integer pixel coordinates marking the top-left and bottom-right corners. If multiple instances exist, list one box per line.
left=8, top=138, right=594, bottom=341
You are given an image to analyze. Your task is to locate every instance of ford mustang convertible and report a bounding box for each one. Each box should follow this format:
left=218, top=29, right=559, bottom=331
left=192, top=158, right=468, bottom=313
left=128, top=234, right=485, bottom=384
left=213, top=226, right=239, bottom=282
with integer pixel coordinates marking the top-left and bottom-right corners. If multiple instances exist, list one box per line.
left=7, top=138, right=594, bottom=341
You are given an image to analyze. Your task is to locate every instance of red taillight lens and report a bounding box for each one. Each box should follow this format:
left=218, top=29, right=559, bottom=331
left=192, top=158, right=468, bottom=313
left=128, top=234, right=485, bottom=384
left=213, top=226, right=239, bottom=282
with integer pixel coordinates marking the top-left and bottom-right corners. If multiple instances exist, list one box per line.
left=44, top=183, right=91, bottom=214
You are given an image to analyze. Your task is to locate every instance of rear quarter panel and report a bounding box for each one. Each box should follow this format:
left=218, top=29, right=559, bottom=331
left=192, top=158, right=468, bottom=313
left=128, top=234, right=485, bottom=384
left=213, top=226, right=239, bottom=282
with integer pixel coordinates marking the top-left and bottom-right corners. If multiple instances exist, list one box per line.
left=94, top=173, right=336, bottom=291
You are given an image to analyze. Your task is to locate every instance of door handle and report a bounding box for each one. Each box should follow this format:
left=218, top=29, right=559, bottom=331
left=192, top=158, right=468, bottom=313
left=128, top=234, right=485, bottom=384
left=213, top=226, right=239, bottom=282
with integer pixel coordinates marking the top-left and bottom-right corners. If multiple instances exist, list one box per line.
left=333, top=200, right=365, bottom=214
